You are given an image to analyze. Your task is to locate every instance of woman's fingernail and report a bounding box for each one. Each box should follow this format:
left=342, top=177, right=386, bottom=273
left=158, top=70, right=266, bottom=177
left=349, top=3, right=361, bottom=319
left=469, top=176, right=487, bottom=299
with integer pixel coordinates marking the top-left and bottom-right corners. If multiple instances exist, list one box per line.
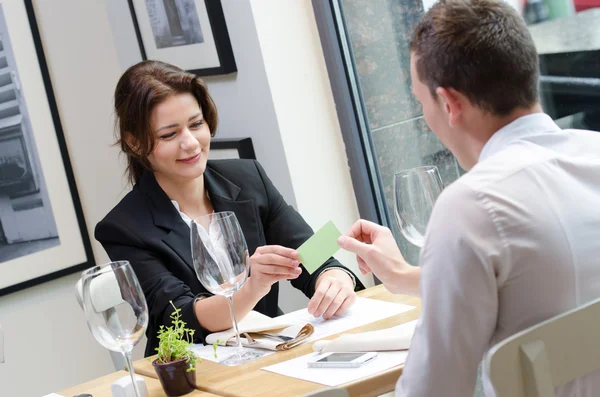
left=337, top=236, right=345, bottom=246
left=295, top=267, right=302, bottom=273
left=292, top=260, right=300, bottom=266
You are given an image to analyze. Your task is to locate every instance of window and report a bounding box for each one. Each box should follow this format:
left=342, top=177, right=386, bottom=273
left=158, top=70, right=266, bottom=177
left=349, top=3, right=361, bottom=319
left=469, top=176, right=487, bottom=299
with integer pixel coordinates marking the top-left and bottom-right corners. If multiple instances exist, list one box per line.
left=314, top=0, right=599, bottom=268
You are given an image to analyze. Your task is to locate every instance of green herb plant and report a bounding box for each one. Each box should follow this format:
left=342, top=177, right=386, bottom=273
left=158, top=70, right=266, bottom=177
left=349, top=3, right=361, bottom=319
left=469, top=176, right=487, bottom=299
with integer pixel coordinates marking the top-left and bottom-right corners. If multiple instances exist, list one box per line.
left=155, top=301, right=197, bottom=371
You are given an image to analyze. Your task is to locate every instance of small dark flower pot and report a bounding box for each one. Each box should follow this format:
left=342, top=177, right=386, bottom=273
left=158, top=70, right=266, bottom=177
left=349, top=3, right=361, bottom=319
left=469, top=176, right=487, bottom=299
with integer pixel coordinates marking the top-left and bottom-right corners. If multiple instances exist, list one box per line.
left=152, top=358, right=196, bottom=396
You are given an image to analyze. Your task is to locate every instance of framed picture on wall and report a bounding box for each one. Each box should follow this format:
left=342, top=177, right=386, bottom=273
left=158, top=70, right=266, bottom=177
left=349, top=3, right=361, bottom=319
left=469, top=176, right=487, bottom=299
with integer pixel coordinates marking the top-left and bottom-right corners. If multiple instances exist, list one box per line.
left=0, top=0, right=94, bottom=296
left=128, top=0, right=237, bottom=76
left=208, top=138, right=256, bottom=161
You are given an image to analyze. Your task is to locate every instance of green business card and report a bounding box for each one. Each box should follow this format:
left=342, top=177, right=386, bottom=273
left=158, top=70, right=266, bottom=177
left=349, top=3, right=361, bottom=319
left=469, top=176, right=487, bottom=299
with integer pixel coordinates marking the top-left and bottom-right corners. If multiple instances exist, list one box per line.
left=297, top=220, right=342, bottom=274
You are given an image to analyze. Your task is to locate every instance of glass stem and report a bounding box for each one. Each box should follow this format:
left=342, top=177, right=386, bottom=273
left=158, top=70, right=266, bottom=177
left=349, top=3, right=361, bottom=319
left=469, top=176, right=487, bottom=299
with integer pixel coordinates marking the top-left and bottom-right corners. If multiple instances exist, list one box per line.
left=124, top=350, right=142, bottom=397
left=226, top=294, right=243, bottom=351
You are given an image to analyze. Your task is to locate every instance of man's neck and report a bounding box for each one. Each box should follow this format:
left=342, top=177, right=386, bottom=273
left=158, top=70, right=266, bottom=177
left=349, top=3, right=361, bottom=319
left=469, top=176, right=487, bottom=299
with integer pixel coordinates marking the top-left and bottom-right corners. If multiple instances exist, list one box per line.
left=464, top=103, right=544, bottom=169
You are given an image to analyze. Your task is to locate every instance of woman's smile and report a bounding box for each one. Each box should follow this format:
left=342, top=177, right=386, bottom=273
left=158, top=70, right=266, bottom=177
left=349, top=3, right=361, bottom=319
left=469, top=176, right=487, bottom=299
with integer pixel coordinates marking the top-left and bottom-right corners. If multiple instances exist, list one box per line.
left=177, top=152, right=201, bottom=164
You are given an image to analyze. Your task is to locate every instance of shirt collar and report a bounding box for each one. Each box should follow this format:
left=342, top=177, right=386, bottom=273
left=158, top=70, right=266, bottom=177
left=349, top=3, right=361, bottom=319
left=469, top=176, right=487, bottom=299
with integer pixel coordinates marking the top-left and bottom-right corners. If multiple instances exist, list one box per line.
left=479, top=113, right=561, bottom=162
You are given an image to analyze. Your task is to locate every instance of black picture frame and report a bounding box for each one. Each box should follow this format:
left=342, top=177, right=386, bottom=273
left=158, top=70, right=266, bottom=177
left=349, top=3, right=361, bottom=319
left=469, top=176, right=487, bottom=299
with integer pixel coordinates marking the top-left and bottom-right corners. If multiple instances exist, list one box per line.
left=0, top=1, right=94, bottom=297
left=128, top=0, right=237, bottom=76
left=209, top=138, right=257, bottom=160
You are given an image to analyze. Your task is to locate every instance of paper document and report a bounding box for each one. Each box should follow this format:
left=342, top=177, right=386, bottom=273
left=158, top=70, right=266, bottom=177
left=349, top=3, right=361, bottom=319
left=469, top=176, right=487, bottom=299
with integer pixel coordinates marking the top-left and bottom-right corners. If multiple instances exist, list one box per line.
left=262, top=351, right=409, bottom=387
left=278, top=297, right=415, bottom=342
left=297, top=221, right=342, bottom=273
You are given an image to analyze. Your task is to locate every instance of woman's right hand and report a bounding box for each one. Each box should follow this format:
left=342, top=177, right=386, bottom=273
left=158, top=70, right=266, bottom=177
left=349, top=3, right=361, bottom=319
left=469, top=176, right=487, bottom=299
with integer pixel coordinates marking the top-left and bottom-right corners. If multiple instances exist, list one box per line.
left=246, top=245, right=302, bottom=295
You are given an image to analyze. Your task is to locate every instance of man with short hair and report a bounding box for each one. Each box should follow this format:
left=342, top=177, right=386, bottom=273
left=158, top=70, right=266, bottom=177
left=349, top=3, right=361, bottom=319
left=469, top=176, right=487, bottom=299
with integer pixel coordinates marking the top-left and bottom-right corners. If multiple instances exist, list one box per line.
left=338, top=0, right=600, bottom=396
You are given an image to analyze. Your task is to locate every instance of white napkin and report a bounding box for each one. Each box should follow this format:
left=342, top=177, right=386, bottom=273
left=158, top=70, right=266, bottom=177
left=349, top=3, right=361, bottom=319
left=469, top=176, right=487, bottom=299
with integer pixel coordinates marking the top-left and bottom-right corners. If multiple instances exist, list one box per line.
left=312, top=320, right=418, bottom=353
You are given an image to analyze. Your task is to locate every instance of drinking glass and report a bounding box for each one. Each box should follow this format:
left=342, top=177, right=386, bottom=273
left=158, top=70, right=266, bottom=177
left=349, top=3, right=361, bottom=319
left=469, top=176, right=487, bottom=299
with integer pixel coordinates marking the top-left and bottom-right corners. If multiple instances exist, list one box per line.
left=190, top=211, right=262, bottom=366
left=80, top=261, right=148, bottom=397
left=393, top=165, right=444, bottom=248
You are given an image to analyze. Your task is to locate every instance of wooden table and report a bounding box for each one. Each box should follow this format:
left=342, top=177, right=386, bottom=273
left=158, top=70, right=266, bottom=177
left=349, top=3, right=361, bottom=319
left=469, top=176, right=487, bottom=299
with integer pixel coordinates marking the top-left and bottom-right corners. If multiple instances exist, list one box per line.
left=133, top=285, right=421, bottom=397
left=59, top=370, right=220, bottom=397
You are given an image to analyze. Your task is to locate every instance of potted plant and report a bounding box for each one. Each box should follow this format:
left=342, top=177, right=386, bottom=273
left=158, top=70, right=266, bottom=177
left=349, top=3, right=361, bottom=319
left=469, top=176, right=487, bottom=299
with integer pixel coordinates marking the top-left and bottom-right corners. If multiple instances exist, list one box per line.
left=152, top=301, right=198, bottom=396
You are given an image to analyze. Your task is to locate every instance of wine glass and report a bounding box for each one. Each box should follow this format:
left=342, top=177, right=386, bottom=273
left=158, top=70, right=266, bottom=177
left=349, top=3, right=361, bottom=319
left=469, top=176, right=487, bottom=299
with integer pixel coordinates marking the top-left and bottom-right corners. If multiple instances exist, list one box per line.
left=190, top=211, right=263, bottom=366
left=80, top=261, right=148, bottom=397
left=393, top=165, right=444, bottom=248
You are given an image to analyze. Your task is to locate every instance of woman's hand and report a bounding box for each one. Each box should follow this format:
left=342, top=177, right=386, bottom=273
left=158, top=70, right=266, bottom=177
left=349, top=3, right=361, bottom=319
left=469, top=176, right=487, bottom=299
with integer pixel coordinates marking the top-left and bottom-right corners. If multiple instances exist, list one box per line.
left=246, top=245, right=302, bottom=296
left=308, top=269, right=356, bottom=320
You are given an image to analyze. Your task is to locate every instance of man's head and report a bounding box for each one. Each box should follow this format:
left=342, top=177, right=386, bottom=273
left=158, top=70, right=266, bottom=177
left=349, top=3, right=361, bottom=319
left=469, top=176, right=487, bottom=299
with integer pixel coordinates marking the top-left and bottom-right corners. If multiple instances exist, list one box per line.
left=410, top=0, right=540, bottom=169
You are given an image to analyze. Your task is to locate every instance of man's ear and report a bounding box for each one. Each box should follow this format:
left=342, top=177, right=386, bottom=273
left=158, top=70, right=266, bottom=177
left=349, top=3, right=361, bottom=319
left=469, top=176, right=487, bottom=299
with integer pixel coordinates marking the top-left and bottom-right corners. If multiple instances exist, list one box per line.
left=435, top=87, right=464, bottom=126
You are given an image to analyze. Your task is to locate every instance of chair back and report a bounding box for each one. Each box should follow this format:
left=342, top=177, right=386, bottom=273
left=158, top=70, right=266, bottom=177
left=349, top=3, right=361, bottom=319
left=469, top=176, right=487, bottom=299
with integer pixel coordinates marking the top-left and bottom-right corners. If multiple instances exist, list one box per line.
left=300, top=388, right=349, bottom=397
left=75, top=278, right=125, bottom=370
left=486, top=297, right=600, bottom=397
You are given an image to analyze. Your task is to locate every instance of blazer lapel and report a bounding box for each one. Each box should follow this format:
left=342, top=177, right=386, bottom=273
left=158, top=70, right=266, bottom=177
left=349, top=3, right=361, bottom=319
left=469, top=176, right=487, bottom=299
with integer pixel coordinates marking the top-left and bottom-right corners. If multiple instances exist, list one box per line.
left=204, top=165, right=262, bottom=254
left=138, top=171, right=194, bottom=269
left=138, top=165, right=263, bottom=273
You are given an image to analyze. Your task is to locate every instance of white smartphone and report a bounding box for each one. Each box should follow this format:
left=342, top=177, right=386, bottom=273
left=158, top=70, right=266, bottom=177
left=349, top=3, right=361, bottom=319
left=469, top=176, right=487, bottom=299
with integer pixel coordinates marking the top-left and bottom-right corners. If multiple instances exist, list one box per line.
left=307, top=352, right=378, bottom=368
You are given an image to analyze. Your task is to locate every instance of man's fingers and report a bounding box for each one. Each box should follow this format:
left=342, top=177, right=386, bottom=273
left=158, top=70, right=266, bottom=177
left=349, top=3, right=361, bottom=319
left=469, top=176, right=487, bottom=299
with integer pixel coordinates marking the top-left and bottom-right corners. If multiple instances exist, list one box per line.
left=337, top=235, right=374, bottom=259
left=345, top=219, right=384, bottom=243
left=357, top=256, right=371, bottom=275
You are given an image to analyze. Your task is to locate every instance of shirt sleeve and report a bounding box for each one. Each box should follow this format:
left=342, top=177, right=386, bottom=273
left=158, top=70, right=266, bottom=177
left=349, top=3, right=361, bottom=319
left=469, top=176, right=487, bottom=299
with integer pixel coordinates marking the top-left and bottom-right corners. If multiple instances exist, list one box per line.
left=396, top=181, right=505, bottom=397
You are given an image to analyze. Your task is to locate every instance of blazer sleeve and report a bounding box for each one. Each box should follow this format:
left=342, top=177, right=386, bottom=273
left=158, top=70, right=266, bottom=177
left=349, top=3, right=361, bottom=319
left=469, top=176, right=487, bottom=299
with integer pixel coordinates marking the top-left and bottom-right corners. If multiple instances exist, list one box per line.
left=95, top=219, right=212, bottom=346
left=253, top=160, right=364, bottom=297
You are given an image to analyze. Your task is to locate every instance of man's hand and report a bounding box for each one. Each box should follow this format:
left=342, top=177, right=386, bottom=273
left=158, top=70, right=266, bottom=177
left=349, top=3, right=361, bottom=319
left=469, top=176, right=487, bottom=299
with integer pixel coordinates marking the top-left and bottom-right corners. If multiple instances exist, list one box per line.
left=308, top=269, right=356, bottom=320
left=338, top=220, right=420, bottom=296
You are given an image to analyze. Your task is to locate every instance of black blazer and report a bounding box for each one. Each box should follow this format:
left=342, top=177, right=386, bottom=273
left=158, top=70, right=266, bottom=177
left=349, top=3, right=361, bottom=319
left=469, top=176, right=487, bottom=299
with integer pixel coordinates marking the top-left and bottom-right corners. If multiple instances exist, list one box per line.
left=95, top=159, right=363, bottom=356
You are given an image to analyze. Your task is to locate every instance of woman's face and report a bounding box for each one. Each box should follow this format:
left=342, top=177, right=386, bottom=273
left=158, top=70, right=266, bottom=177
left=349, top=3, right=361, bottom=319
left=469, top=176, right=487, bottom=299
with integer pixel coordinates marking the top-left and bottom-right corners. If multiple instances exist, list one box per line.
left=147, top=93, right=211, bottom=183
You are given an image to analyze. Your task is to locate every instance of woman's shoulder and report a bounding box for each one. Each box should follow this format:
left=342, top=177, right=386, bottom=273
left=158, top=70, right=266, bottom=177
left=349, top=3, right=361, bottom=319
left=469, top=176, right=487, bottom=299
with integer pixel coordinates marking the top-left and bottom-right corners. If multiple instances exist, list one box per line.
left=95, top=186, right=151, bottom=237
left=206, top=158, right=258, bottom=173
left=206, top=159, right=265, bottom=183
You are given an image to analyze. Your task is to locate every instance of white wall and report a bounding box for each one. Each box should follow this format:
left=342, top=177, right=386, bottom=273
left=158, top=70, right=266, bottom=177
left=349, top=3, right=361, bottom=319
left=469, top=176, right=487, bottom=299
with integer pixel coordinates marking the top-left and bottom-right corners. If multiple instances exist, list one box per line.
left=0, top=1, right=371, bottom=395
left=249, top=0, right=373, bottom=292
left=104, top=0, right=297, bottom=209
left=0, top=2, right=133, bottom=397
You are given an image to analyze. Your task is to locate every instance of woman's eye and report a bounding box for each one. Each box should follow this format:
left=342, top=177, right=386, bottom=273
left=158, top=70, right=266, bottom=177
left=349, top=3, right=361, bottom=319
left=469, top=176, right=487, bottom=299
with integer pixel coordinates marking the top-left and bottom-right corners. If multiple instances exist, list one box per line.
left=160, top=132, right=177, bottom=140
left=191, top=120, right=204, bottom=128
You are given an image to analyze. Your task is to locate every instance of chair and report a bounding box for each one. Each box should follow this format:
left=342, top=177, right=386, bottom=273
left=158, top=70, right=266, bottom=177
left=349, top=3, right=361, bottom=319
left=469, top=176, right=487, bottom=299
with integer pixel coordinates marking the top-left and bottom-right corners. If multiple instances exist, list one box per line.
left=75, top=278, right=125, bottom=370
left=485, top=297, right=600, bottom=397
left=300, top=388, right=349, bottom=397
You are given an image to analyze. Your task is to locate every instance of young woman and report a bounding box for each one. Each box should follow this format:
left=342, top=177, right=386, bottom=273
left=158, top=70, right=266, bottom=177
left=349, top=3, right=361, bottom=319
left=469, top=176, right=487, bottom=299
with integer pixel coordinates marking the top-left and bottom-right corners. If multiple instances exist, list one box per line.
left=95, top=60, right=363, bottom=356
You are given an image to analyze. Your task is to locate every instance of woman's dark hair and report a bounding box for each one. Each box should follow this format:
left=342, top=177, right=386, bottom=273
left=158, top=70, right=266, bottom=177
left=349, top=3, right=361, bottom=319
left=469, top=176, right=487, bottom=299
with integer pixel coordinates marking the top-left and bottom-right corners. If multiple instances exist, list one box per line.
left=114, top=60, right=218, bottom=185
